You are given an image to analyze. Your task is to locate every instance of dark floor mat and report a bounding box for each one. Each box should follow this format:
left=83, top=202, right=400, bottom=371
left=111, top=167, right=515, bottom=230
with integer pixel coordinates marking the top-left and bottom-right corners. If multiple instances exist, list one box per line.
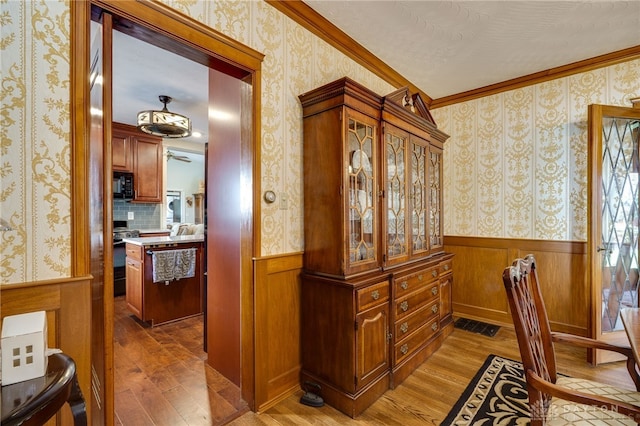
left=454, top=318, right=500, bottom=337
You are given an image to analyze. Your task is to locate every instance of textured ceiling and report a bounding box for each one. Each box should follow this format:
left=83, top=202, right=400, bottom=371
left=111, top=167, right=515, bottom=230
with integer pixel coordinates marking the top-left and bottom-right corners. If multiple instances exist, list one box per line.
left=304, top=0, right=640, bottom=99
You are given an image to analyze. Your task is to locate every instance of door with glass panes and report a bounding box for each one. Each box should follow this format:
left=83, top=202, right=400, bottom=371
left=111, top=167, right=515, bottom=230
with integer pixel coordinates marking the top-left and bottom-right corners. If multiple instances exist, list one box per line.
left=589, top=103, right=640, bottom=363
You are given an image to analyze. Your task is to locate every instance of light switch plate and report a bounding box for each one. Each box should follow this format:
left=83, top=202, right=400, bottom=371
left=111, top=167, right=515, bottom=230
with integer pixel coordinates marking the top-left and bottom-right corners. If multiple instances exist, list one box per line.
left=128, top=211, right=134, bottom=220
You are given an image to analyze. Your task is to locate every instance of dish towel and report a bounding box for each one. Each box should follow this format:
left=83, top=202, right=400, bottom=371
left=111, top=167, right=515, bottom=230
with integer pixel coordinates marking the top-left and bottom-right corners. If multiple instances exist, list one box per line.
left=173, top=248, right=197, bottom=280
left=151, top=249, right=197, bottom=284
left=152, top=250, right=177, bottom=284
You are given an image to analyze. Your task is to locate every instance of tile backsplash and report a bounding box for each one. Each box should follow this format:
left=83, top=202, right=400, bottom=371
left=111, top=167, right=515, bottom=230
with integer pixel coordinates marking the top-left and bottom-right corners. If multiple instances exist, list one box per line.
left=113, top=200, right=163, bottom=230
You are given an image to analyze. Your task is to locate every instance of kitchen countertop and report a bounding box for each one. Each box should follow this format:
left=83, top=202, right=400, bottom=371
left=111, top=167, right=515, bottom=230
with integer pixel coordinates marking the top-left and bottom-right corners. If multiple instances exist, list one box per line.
left=122, top=235, right=204, bottom=246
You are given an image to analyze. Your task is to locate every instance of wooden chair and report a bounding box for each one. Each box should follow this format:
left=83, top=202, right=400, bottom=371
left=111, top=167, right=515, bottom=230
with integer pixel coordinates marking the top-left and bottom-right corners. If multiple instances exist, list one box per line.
left=502, top=254, right=640, bottom=424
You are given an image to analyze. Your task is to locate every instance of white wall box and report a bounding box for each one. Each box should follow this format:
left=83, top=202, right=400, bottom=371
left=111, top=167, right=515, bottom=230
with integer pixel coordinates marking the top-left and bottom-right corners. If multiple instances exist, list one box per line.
left=1, top=311, right=48, bottom=386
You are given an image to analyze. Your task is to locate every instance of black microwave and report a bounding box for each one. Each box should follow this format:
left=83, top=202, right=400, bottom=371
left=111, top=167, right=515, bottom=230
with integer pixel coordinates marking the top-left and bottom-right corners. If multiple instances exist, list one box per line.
left=113, top=172, right=134, bottom=199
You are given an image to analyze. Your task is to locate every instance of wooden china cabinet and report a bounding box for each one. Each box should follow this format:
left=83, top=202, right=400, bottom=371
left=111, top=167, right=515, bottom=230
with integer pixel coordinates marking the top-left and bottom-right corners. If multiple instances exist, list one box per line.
left=299, top=78, right=453, bottom=417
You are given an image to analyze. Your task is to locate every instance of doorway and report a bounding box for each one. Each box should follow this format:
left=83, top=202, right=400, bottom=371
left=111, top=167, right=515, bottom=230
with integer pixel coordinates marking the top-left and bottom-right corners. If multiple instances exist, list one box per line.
left=589, top=102, right=640, bottom=364
left=166, top=190, right=184, bottom=224
left=84, top=1, right=263, bottom=422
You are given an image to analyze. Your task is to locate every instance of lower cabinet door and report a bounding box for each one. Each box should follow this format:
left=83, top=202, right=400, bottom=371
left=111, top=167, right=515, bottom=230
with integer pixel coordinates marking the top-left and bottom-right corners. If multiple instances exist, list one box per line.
left=125, top=257, right=143, bottom=318
left=355, top=303, right=389, bottom=390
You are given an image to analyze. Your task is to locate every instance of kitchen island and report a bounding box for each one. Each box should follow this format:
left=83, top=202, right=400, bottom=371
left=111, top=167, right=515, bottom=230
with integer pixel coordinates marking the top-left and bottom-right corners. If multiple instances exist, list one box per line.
left=123, top=235, right=204, bottom=326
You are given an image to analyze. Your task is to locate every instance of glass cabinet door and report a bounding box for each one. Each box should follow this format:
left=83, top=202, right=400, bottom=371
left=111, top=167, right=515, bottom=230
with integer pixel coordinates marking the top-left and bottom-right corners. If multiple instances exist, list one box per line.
left=347, top=112, right=377, bottom=273
left=384, top=125, right=409, bottom=265
left=429, top=146, right=444, bottom=253
left=411, top=137, right=429, bottom=257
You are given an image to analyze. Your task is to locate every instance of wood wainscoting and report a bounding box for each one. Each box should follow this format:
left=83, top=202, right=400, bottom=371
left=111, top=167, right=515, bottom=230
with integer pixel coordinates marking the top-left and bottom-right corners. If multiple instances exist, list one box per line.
left=0, top=277, right=92, bottom=425
left=444, top=236, right=588, bottom=337
left=254, top=252, right=304, bottom=412
left=252, top=240, right=588, bottom=411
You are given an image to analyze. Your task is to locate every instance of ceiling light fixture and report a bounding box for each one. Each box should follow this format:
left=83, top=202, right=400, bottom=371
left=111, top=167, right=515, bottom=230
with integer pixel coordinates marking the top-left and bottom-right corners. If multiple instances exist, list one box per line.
left=137, top=95, right=191, bottom=138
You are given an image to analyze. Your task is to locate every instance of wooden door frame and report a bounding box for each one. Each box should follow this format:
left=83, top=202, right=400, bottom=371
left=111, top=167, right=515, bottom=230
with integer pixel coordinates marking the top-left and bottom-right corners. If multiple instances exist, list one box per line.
left=588, top=103, right=640, bottom=364
left=72, top=1, right=264, bottom=419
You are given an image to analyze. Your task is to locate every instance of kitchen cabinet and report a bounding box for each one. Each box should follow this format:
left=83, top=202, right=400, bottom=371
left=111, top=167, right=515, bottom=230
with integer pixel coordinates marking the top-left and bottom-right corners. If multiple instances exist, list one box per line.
left=112, top=130, right=133, bottom=172
left=124, top=237, right=204, bottom=326
left=125, top=243, right=143, bottom=318
left=112, top=122, right=163, bottom=203
left=299, top=77, right=453, bottom=417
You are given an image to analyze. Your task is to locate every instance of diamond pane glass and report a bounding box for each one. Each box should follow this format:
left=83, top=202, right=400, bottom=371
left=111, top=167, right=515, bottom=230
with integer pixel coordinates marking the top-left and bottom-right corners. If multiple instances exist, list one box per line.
left=601, top=116, right=640, bottom=332
left=386, top=132, right=407, bottom=258
left=348, top=118, right=376, bottom=263
left=429, top=150, right=442, bottom=246
left=412, top=142, right=428, bottom=252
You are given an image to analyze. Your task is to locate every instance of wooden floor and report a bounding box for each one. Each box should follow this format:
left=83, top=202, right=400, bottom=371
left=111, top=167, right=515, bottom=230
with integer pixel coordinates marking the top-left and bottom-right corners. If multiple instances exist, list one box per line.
left=114, top=297, right=635, bottom=425
left=114, top=296, right=249, bottom=425
left=231, top=325, right=636, bottom=426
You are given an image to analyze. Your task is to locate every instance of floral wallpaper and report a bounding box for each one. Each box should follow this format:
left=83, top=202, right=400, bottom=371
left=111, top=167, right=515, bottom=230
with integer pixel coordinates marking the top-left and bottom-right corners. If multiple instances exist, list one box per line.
left=1, top=0, right=638, bottom=285
left=161, top=0, right=395, bottom=255
left=1, top=0, right=71, bottom=284
left=432, top=59, right=640, bottom=241
left=0, top=0, right=394, bottom=284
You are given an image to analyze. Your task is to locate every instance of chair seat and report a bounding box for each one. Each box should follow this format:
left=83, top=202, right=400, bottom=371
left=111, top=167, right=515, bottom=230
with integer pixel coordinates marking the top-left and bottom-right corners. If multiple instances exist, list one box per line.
left=547, top=377, right=640, bottom=424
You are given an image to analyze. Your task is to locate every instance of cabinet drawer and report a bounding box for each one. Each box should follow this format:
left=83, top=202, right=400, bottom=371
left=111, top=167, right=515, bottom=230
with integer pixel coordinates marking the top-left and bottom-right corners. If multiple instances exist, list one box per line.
left=394, top=266, right=438, bottom=298
left=357, top=281, right=390, bottom=312
left=125, top=243, right=143, bottom=260
left=393, top=282, right=439, bottom=320
left=394, top=317, right=439, bottom=365
left=393, top=299, right=439, bottom=342
left=439, top=259, right=453, bottom=276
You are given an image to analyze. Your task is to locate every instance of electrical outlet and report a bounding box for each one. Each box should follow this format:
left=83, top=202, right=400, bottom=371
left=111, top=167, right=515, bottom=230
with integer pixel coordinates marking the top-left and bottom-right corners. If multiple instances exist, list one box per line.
left=279, top=195, right=288, bottom=210
left=128, top=211, right=134, bottom=220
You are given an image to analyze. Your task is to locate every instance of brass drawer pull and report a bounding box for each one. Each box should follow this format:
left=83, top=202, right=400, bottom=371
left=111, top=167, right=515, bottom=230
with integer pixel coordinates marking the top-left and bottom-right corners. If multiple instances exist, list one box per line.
left=400, top=281, right=408, bottom=290
left=432, top=304, right=439, bottom=314
left=400, top=344, right=408, bottom=355
left=432, top=323, right=438, bottom=332
left=400, top=322, right=408, bottom=333
left=432, top=270, right=437, bottom=278
left=371, top=290, right=380, bottom=300
left=418, top=274, right=423, bottom=281
left=431, top=287, right=438, bottom=296
left=444, top=264, right=450, bottom=271
left=400, top=301, right=409, bottom=312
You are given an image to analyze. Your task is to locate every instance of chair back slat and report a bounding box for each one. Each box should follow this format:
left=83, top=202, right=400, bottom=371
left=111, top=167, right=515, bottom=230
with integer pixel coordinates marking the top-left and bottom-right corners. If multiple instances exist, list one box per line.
left=503, top=255, right=557, bottom=416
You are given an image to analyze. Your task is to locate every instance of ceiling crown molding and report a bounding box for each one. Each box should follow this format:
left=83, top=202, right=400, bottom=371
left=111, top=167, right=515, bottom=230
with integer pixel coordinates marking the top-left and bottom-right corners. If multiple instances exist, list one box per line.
left=431, top=45, right=640, bottom=109
left=265, top=0, right=433, bottom=105
left=268, top=1, right=640, bottom=110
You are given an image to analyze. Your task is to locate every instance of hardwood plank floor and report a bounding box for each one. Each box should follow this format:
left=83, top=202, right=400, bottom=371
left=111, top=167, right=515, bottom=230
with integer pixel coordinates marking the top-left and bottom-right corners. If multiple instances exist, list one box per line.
left=115, top=297, right=635, bottom=425
left=232, top=326, right=635, bottom=426
left=114, top=296, right=249, bottom=425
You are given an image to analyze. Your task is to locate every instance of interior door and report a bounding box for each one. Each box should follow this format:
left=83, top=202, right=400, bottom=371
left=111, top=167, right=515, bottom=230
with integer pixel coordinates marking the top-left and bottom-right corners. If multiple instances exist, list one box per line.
left=589, top=103, right=640, bottom=363
left=89, top=14, right=107, bottom=425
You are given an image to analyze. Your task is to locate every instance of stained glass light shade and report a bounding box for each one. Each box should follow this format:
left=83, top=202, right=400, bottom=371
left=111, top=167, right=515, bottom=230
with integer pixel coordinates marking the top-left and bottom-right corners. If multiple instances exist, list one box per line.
left=137, top=95, right=191, bottom=138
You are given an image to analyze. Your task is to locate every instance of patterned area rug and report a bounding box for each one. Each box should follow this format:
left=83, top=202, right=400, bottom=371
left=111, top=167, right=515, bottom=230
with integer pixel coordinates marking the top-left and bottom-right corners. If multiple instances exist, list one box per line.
left=441, top=354, right=530, bottom=425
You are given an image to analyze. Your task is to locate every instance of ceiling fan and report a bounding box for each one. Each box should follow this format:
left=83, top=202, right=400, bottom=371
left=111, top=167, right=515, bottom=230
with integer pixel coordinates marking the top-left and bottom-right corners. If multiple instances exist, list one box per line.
left=166, top=150, right=192, bottom=163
